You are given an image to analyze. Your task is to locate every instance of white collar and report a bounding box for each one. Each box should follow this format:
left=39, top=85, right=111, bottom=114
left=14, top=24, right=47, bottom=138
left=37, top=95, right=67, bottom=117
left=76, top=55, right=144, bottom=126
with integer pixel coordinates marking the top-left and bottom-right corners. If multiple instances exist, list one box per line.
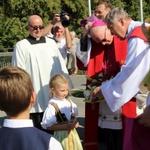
left=3, top=119, right=34, bottom=128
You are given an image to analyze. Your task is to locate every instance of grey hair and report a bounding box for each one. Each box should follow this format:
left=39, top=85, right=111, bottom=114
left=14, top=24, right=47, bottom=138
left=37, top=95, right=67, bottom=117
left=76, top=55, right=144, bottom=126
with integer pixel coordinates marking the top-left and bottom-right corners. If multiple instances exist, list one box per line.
left=105, top=7, right=130, bottom=25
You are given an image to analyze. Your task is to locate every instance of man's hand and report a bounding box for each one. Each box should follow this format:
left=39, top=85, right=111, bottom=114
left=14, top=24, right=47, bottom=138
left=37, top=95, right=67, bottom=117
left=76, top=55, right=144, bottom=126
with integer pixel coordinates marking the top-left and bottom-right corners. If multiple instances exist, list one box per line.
left=51, top=13, right=61, bottom=24
left=64, top=15, right=70, bottom=21
left=52, top=13, right=70, bottom=25
left=90, top=86, right=103, bottom=101
left=137, top=105, right=150, bottom=127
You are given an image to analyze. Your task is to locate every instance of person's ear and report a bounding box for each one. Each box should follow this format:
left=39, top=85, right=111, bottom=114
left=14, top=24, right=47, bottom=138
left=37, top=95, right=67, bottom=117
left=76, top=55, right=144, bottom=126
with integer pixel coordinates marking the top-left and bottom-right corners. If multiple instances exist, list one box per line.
left=30, top=91, right=36, bottom=105
left=119, top=18, right=124, bottom=26
left=51, top=88, right=54, bottom=94
left=107, top=7, right=111, bottom=13
left=25, top=25, right=29, bottom=30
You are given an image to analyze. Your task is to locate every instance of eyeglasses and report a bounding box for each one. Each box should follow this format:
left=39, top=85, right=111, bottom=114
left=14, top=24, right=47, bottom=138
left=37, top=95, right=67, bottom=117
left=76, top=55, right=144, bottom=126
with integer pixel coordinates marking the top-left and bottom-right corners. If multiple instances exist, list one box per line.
left=29, top=25, right=44, bottom=30
left=101, top=27, right=107, bottom=42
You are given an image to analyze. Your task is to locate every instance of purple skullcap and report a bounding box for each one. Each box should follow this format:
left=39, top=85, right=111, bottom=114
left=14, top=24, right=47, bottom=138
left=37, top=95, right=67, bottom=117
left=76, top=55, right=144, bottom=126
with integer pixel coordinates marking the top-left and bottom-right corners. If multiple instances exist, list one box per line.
left=92, top=20, right=106, bottom=27
left=86, top=14, right=99, bottom=23
left=81, top=14, right=99, bottom=27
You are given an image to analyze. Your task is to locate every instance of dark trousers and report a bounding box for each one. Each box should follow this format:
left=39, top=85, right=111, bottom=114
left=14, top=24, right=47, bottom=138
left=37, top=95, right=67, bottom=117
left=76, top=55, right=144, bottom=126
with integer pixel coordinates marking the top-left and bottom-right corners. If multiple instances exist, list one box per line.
left=98, top=127, right=123, bottom=150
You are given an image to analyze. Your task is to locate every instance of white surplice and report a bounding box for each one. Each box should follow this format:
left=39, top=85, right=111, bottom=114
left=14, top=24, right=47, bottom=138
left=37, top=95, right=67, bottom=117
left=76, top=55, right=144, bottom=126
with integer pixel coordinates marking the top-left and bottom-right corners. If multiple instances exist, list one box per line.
left=101, top=20, right=150, bottom=112
left=12, top=37, right=73, bottom=113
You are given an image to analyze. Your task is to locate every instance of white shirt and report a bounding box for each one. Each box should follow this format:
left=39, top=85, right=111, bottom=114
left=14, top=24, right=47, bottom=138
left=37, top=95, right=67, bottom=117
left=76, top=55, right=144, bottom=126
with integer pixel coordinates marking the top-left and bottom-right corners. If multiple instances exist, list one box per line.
left=56, top=38, right=68, bottom=64
left=3, top=119, right=63, bottom=150
left=101, top=20, right=150, bottom=112
left=12, top=37, right=73, bottom=113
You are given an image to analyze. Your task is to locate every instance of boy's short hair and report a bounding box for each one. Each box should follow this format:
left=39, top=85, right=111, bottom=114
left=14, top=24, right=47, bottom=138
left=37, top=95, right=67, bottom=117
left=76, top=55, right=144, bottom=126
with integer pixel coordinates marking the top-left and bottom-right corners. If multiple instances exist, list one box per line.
left=0, top=66, right=34, bottom=117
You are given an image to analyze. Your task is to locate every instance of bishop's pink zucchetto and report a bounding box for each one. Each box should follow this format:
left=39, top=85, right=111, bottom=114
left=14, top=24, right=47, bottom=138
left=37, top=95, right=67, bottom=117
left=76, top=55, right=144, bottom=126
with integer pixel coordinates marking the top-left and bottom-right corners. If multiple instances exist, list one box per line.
left=92, top=20, right=106, bottom=27
left=81, top=14, right=106, bottom=28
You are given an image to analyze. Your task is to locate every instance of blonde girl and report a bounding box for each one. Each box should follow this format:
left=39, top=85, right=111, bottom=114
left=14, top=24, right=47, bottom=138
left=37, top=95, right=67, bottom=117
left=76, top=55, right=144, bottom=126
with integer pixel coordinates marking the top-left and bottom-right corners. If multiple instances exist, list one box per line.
left=41, top=74, right=83, bottom=150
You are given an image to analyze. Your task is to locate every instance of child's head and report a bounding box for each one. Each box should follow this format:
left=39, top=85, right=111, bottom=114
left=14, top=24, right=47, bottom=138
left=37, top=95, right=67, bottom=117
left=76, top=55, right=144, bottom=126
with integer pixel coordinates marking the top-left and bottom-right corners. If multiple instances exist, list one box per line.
left=49, top=74, right=69, bottom=99
left=0, top=66, right=34, bottom=117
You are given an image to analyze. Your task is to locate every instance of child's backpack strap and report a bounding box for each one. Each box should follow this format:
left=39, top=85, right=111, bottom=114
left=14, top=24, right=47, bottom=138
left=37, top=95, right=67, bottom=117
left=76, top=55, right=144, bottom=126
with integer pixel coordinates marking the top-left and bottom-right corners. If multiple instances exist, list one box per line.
left=66, top=98, right=73, bottom=113
left=129, top=23, right=150, bottom=43
left=50, top=102, right=68, bottom=123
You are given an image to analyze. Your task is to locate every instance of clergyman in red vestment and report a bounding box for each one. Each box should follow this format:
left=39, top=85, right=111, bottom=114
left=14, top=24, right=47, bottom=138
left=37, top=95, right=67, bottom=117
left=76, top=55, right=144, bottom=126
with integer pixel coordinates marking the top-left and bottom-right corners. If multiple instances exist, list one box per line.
left=77, top=18, right=129, bottom=150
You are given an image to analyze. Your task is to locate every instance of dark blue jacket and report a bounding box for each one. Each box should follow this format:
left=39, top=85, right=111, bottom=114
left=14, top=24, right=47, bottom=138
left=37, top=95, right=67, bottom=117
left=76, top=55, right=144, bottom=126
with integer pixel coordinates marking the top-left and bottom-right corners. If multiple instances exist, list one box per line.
left=0, top=127, right=52, bottom=150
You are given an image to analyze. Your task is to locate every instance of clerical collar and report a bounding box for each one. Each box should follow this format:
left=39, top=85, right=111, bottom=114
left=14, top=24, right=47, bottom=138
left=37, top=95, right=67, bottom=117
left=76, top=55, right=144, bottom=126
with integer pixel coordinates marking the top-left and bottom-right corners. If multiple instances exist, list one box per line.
left=26, top=35, right=46, bottom=44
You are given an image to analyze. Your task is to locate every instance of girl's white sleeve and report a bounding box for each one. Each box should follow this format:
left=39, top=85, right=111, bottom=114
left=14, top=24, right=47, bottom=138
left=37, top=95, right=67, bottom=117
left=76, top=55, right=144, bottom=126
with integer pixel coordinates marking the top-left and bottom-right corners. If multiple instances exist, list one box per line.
left=70, top=100, right=78, bottom=116
left=41, top=104, right=57, bottom=129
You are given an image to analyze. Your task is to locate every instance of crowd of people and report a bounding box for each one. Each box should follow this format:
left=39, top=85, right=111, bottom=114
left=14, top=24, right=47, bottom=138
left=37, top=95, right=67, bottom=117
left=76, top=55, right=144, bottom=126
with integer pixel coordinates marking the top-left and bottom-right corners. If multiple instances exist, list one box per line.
left=76, top=1, right=150, bottom=150
left=0, top=0, right=150, bottom=150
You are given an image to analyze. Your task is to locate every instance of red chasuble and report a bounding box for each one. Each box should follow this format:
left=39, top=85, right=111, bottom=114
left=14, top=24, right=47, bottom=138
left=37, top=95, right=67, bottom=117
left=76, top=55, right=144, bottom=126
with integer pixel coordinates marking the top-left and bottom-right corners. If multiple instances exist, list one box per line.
left=84, top=37, right=128, bottom=150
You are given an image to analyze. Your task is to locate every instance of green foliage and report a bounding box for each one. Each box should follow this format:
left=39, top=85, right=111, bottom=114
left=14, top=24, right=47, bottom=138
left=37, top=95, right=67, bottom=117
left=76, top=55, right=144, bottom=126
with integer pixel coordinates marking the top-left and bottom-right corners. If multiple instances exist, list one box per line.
left=0, top=16, right=28, bottom=48
left=110, top=0, right=126, bottom=8
left=0, top=0, right=150, bottom=50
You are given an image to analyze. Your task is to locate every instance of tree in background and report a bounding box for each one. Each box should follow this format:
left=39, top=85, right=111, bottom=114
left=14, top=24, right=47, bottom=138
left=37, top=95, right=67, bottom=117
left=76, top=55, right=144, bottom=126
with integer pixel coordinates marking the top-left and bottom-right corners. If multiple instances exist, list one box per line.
left=0, top=0, right=89, bottom=49
left=0, top=0, right=149, bottom=50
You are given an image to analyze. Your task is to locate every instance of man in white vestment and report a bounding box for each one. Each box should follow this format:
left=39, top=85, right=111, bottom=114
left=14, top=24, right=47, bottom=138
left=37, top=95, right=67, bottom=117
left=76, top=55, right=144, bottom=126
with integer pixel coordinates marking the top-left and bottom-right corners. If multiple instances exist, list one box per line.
left=45, top=13, right=72, bottom=65
left=91, top=7, right=150, bottom=122
left=12, top=15, right=73, bottom=129
left=52, top=22, right=72, bottom=65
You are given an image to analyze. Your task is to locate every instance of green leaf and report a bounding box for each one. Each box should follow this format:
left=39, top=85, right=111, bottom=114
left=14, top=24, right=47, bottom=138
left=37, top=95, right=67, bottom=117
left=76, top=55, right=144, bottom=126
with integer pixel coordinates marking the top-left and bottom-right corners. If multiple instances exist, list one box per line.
left=85, top=76, right=93, bottom=81
left=83, top=98, right=91, bottom=103
left=83, top=98, right=105, bottom=103
left=71, top=89, right=84, bottom=98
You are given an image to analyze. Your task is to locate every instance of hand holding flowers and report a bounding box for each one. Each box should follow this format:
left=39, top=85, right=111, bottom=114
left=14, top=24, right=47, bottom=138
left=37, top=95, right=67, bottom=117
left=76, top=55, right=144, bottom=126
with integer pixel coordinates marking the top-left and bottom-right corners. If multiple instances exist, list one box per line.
left=90, top=86, right=104, bottom=101
left=83, top=75, right=105, bottom=103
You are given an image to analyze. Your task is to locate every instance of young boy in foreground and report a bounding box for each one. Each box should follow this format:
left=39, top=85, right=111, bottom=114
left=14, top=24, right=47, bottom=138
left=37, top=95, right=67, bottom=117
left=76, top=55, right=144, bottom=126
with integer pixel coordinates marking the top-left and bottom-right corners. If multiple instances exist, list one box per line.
left=0, top=66, right=63, bottom=150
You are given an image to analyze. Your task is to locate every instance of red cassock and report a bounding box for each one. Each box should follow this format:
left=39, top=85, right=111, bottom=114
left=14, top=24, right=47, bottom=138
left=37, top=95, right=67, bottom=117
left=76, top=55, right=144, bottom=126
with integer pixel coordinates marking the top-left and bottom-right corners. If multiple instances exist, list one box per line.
left=84, top=37, right=128, bottom=150
left=84, top=39, right=104, bottom=150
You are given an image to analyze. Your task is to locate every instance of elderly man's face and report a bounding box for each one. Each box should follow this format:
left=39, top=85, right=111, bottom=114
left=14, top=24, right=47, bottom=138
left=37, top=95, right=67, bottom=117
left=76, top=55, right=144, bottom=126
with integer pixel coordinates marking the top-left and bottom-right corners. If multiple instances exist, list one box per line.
left=95, top=4, right=110, bottom=21
left=54, top=25, right=65, bottom=42
left=54, top=26, right=64, bottom=37
left=90, top=26, right=113, bottom=45
left=108, top=19, right=126, bottom=40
